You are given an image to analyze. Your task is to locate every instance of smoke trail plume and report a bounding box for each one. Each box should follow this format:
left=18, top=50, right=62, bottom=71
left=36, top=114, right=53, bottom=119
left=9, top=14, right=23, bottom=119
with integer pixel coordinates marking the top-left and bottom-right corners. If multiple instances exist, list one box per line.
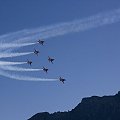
left=0, top=69, right=58, bottom=81
left=9, top=8, right=120, bottom=44
left=1, top=8, right=120, bottom=53
left=0, top=65, right=43, bottom=72
left=0, top=52, right=33, bottom=58
left=0, top=8, right=120, bottom=81
left=0, top=61, right=26, bottom=66
left=0, top=42, right=36, bottom=50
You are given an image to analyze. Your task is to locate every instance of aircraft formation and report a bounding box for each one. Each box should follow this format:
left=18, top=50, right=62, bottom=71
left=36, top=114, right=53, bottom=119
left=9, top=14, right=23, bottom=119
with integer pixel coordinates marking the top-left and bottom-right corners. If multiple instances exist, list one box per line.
left=27, top=39, right=66, bottom=84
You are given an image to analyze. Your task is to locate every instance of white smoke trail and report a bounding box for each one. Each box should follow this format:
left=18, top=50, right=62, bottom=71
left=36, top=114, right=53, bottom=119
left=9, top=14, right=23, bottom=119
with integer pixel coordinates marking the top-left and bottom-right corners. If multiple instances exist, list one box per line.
left=0, top=69, right=58, bottom=81
left=0, top=65, right=43, bottom=72
left=1, top=8, right=120, bottom=53
left=0, top=61, right=26, bottom=65
left=0, top=24, right=60, bottom=41
left=0, top=42, right=36, bottom=50
left=0, top=52, right=33, bottom=58
left=0, top=8, right=120, bottom=81
left=0, top=30, right=28, bottom=42
left=8, top=8, right=120, bottom=45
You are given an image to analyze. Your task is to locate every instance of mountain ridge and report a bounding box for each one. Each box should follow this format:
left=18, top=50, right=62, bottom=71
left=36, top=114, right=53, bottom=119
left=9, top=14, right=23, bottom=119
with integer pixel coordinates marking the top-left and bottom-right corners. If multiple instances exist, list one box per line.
left=28, top=91, right=120, bottom=120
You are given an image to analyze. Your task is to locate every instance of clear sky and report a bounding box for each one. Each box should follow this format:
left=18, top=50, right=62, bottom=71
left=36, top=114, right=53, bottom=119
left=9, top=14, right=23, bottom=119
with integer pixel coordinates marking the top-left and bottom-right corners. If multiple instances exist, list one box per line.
left=0, top=0, right=120, bottom=120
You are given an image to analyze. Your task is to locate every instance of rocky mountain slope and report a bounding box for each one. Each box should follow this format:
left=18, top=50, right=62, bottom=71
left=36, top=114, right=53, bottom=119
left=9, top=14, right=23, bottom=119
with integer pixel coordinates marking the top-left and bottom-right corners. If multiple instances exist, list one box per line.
left=28, top=91, right=120, bottom=120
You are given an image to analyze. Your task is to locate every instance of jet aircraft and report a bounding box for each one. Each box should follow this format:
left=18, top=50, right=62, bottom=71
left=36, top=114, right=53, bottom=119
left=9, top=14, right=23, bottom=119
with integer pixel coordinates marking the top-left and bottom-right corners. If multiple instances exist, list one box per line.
left=48, top=56, right=54, bottom=64
left=59, top=77, right=66, bottom=84
left=43, top=67, right=48, bottom=73
left=27, top=60, right=32, bottom=66
left=37, top=40, right=44, bottom=45
left=34, top=49, right=39, bottom=56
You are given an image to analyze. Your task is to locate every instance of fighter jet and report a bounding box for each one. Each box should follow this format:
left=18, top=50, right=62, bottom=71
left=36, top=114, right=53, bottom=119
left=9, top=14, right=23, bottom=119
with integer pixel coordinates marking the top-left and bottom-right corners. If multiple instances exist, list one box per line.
left=43, top=67, right=48, bottom=73
left=27, top=59, right=32, bottom=66
left=37, top=39, right=44, bottom=45
left=34, top=49, right=39, bottom=56
left=59, top=77, right=66, bottom=84
left=48, top=56, right=54, bottom=64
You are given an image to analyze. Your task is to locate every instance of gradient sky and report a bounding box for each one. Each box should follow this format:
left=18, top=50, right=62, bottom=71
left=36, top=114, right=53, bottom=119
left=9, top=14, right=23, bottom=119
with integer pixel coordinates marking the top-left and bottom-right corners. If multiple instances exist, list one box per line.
left=0, top=1, right=120, bottom=120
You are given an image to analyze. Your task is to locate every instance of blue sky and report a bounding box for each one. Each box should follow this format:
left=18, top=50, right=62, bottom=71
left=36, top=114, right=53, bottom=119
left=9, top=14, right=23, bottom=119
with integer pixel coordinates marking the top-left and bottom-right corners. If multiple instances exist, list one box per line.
left=0, top=0, right=120, bottom=120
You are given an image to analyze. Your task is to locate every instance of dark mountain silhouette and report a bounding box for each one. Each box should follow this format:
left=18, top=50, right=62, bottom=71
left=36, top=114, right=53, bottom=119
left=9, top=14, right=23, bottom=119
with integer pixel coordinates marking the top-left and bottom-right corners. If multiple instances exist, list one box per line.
left=28, top=91, right=120, bottom=120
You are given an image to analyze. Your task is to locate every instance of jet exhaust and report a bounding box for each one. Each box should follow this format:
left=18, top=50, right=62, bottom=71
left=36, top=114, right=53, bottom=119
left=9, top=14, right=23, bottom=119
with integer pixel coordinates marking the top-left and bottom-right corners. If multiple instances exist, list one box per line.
left=0, top=42, right=36, bottom=50
left=0, top=70, right=58, bottom=81
left=0, top=65, right=43, bottom=72
left=0, top=8, right=120, bottom=53
left=0, top=61, right=26, bottom=66
left=0, top=52, right=33, bottom=58
left=0, top=8, right=120, bottom=81
left=2, top=8, right=120, bottom=45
